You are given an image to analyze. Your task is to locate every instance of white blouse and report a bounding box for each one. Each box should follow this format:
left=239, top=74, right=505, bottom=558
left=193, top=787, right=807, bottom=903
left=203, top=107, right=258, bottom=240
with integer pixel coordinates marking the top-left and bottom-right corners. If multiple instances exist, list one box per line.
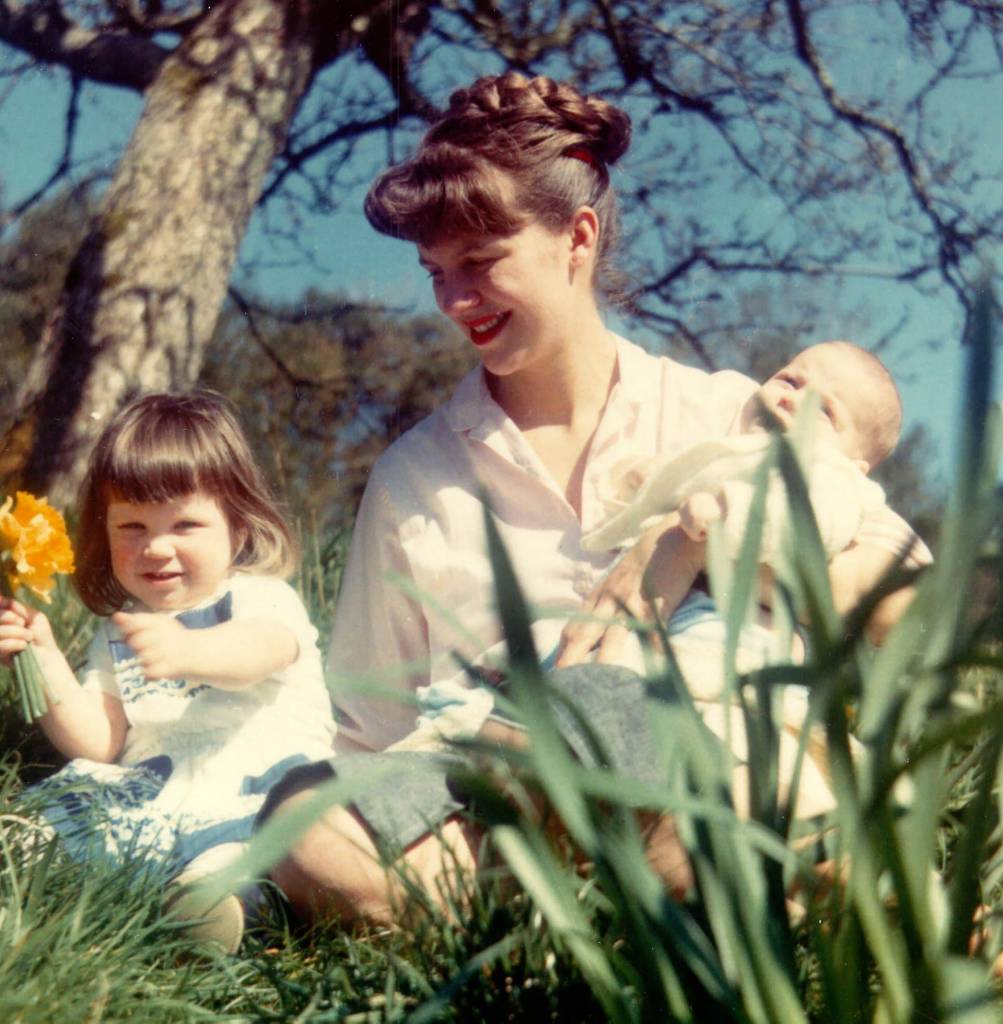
left=327, top=336, right=923, bottom=752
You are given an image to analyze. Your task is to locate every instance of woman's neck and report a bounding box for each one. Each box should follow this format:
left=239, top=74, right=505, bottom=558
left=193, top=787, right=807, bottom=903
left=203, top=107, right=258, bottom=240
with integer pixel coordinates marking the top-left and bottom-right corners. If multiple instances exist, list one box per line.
left=487, top=314, right=618, bottom=431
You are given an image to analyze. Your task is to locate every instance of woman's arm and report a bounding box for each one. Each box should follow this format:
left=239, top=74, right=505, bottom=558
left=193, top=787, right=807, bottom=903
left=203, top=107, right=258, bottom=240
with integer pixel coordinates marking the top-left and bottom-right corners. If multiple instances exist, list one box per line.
left=327, top=469, right=433, bottom=751
left=0, top=597, right=127, bottom=762
left=827, top=542, right=919, bottom=645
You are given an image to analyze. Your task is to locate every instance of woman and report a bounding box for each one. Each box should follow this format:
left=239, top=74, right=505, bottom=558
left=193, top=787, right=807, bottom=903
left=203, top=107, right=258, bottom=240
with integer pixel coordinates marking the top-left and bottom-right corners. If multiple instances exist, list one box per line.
left=264, top=73, right=921, bottom=925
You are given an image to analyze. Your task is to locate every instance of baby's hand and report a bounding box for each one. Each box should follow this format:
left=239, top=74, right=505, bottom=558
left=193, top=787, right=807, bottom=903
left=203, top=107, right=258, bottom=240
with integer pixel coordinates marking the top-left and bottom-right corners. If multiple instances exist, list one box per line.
left=0, top=596, right=57, bottom=663
left=112, top=611, right=191, bottom=680
left=679, top=491, right=727, bottom=542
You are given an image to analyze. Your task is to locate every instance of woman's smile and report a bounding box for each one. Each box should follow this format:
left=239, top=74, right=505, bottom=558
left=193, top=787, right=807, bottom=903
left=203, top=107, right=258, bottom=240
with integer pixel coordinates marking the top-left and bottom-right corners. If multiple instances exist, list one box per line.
left=465, top=311, right=511, bottom=346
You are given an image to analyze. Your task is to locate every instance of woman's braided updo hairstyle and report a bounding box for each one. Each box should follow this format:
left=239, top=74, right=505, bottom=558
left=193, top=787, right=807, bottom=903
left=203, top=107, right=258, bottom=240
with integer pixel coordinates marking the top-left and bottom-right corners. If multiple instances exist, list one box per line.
left=365, top=73, right=632, bottom=305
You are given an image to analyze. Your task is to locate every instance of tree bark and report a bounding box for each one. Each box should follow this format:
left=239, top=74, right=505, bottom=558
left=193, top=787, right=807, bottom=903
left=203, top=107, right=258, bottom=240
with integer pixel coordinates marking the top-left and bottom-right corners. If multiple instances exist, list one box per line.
left=2, top=0, right=323, bottom=504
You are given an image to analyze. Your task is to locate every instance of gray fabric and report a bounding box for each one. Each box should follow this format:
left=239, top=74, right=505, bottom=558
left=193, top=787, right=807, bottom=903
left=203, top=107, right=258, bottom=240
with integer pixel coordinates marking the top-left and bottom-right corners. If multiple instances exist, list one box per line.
left=260, top=664, right=679, bottom=852
left=546, top=663, right=676, bottom=789
left=257, top=751, right=467, bottom=852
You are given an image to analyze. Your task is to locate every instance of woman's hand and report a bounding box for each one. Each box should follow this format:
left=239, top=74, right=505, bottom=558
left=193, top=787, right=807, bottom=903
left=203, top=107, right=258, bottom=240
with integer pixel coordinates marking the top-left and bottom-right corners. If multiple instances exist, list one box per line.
left=555, top=517, right=706, bottom=667
left=0, top=596, right=57, bottom=663
left=827, top=542, right=918, bottom=645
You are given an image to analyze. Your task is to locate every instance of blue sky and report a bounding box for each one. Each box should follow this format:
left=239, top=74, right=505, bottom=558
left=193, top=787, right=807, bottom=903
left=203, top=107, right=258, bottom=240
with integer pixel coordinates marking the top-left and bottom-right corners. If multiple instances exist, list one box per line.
left=0, top=56, right=989, bottom=493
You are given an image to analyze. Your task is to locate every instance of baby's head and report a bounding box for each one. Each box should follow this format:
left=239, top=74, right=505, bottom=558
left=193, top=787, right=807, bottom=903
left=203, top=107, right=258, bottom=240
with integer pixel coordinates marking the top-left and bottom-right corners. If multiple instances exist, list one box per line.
left=746, top=340, right=902, bottom=472
left=75, top=392, right=295, bottom=614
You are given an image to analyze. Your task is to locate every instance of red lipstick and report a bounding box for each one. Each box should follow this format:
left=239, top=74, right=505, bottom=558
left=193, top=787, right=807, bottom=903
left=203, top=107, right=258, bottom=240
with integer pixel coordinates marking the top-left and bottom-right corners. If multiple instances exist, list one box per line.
left=465, top=311, right=510, bottom=346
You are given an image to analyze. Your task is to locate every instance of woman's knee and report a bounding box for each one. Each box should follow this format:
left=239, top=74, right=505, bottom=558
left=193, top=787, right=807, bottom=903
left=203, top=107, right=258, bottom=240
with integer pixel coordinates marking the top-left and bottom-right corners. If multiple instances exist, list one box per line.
left=267, top=791, right=398, bottom=925
left=266, top=792, right=482, bottom=926
left=640, top=811, right=694, bottom=899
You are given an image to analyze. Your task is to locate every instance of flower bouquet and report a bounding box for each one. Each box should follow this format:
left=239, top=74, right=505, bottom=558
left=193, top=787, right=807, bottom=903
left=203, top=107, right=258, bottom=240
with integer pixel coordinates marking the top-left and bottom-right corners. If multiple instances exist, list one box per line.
left=0, top=491, right=75, bottom=722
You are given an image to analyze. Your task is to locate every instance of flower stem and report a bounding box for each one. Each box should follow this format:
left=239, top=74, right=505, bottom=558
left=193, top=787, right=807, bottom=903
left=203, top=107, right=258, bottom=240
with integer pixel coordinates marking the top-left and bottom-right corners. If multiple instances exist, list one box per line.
left=13, top=645, right=48, bottom=724
left=14, top=655, right=33, bottom=722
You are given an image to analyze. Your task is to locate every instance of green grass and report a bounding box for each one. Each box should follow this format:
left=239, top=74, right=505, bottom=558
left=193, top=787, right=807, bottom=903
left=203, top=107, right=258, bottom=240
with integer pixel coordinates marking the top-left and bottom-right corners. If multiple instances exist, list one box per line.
left=1, top=281, right=1002, bottom=1021
left=0, top=739, right=611, bottom=1022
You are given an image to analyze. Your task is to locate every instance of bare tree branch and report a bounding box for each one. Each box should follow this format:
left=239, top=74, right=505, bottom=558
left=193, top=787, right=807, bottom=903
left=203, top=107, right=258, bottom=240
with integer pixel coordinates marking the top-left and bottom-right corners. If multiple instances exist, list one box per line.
left=228, top=285, right=317, bottom=389
left=784, top=0, right=973, bottom=309
left=261, top=109, right=403, bottom=205
left=0, top=0, right=170, bottom=90
left=108, top=0, right=208, bottom=35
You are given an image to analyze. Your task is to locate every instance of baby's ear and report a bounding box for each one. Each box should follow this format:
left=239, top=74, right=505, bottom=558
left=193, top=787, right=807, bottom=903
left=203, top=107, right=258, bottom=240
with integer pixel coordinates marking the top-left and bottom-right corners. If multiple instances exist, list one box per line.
left=855, top=457, right=870, bottom=475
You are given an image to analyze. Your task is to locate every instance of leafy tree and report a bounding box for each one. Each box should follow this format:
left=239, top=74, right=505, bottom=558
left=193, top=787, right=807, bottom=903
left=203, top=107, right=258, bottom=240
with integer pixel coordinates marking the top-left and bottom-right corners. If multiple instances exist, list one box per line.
left=0, top=0, right=999, bottom=500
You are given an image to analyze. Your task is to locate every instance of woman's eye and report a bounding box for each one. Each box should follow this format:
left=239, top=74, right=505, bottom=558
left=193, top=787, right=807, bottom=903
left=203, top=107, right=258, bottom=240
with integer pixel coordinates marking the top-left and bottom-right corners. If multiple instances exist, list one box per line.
left=117, top=522, right=144, bottom=532
left=176, top=520, right=201, bottom=531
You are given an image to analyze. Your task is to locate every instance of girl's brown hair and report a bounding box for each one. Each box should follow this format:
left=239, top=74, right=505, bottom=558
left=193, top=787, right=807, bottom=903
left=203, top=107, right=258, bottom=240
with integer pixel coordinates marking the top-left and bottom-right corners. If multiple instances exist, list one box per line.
left=365, top=72, right=632, bottom=305
left=75, top=392, right=296, bottom=615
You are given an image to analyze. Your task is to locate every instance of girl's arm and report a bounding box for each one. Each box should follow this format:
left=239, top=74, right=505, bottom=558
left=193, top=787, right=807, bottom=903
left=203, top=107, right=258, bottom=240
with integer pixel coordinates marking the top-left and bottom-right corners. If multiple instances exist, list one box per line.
left=0, top=597, right=127, bottom=762
left=111, top=611, right=298, bottom=689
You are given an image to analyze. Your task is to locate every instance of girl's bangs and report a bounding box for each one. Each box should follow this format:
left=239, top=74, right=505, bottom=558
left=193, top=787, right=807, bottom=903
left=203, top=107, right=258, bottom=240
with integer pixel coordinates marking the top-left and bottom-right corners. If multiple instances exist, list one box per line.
left=99, top=428, right=219, bottom=505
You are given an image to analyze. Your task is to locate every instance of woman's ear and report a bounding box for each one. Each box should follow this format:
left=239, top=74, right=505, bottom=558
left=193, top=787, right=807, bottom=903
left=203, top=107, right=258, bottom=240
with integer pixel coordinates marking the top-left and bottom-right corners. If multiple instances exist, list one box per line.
left=569, top=206, right=600, bottom=269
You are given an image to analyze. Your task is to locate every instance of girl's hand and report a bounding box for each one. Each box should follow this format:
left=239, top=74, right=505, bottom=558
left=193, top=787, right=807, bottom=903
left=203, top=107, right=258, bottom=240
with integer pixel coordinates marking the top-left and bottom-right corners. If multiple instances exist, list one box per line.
left=112, top=611, right=190, bottom=680
left=112, top=611, right=296, bottom=687
left=0, top=596, right=57, bottom=663
left=555, top=517, right=706, bottom=668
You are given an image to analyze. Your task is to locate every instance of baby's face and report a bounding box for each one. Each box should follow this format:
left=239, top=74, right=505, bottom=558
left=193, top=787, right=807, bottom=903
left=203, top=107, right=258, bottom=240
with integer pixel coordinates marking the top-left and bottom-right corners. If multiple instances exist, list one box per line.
left=746, top=346, right=881, bottom=469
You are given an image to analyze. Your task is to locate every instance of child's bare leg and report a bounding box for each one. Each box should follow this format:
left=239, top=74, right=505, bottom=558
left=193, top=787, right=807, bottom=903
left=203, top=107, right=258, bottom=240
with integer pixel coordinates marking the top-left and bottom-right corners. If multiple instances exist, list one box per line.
left=164, top=842, right=247, bottom=954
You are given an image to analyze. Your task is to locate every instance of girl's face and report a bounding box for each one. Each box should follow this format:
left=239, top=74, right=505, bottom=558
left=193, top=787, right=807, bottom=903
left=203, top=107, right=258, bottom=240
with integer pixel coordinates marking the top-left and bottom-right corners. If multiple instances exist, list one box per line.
left=417, top=215, right=590, bottom=379
left=106, top=491, right=236, bottom=612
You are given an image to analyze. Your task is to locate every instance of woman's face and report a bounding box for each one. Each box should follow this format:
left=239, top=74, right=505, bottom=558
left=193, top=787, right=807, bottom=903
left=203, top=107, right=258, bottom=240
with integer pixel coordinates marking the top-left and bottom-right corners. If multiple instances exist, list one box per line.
left=417, top=217, right=588, bottom=378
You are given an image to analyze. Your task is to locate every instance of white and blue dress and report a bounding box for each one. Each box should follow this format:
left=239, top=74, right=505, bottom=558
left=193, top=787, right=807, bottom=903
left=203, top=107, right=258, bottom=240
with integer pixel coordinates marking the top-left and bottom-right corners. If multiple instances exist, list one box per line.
left=30, top=574, right=335, bottom=872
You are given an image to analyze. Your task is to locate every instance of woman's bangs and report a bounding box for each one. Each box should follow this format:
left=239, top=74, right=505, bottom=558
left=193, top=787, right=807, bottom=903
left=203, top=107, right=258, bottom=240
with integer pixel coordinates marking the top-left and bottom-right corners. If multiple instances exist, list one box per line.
left=430, top=173, right=522, bottom=244
left=367, top=151, right=522, bottom=244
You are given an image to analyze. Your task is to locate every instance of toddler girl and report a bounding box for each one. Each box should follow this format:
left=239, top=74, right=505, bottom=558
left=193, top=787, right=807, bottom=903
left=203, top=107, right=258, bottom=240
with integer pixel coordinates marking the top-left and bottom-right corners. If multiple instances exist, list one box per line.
left=0, top=392, right=335, bottom=951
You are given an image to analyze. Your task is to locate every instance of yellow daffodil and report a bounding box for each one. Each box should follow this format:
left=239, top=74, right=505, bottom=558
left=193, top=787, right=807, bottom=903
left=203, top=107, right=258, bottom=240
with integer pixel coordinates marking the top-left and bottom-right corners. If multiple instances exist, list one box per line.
left=0, top=491, right=75, bottom=603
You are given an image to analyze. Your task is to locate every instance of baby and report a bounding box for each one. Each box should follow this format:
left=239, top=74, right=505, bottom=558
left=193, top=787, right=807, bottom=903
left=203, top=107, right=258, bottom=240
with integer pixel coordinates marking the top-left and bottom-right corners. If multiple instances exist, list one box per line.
left=577, top=340, right=920, bottom=818
left=582, top=340, right=902, bottom=569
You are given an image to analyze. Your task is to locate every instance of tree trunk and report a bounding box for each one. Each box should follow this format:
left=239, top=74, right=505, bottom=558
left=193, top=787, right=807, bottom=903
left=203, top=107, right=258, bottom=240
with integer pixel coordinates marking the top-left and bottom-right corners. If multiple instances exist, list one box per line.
left=1, top=0, right=320, bottom=505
